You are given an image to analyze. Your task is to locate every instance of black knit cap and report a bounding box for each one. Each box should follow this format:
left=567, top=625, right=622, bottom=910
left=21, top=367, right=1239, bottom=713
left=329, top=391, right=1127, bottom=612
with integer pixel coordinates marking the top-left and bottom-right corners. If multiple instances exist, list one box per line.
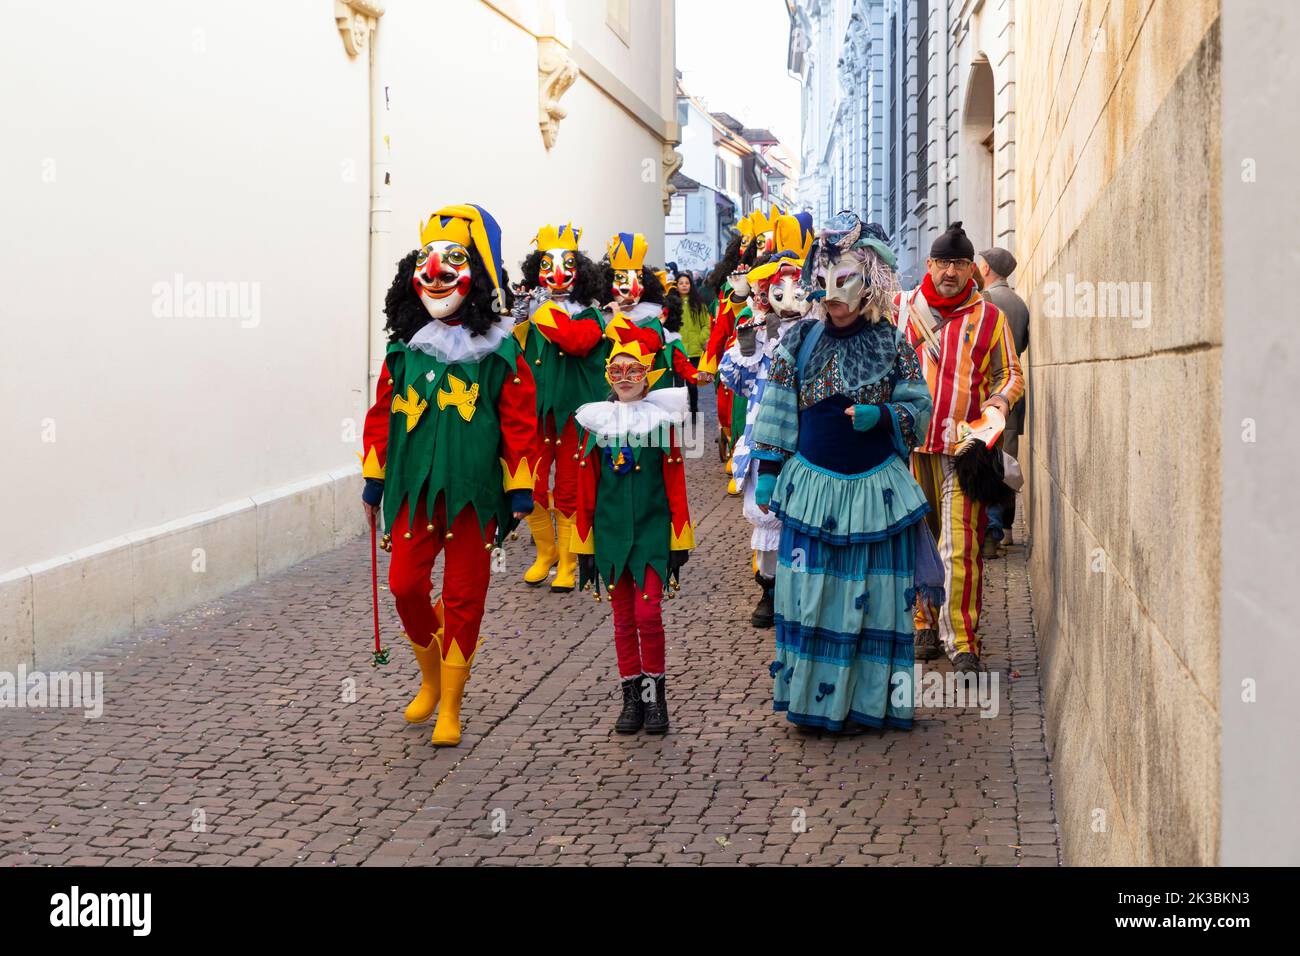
left=930, top=221, right=975, bottom=261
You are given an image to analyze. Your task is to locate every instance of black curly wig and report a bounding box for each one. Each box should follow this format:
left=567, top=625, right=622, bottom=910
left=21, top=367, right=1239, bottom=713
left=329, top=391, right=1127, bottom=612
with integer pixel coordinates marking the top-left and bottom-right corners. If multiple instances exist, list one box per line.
left=384, top=245, right=513, bottom=344
left=662, top=290, right=683, bottom=333
left=517, top=248, right=605, bottom=306
left=597, top=262, right=666, bottom=310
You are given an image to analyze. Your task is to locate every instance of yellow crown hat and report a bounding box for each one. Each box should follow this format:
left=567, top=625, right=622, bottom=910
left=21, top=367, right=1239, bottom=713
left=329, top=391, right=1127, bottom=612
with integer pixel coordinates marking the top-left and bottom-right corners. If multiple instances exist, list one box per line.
left=654, top=268, right=672, bottom=293
left=607, top=232, right=649, bottom=271
left=534, top=223, right=582, bottom=251
left=748, top=204, right=784, bottom=238
left=735, top=216, right=755, bottom=244
left=606, top=334, right=666, bottom=387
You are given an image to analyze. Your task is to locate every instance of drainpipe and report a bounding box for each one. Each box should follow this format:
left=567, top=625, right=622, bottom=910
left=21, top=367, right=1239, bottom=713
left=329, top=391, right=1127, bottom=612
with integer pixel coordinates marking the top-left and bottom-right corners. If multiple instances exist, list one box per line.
left=367, top=28, right=391, bottom=403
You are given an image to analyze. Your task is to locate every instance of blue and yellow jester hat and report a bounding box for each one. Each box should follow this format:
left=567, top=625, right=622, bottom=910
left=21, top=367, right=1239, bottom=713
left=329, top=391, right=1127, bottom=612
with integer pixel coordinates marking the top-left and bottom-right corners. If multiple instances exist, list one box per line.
left=748, top=211, right=815, bottom=283
left=419, top=203, right=508, bottom=313
left=607, top=232, right=649, bottom=271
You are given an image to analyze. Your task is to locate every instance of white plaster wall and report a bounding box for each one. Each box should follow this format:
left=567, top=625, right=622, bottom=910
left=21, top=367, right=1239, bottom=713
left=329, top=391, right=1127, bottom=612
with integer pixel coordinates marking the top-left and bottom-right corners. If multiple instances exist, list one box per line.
left=0, top=0, right=371, bottom=575
left=379, top=0, right=668, bottom=288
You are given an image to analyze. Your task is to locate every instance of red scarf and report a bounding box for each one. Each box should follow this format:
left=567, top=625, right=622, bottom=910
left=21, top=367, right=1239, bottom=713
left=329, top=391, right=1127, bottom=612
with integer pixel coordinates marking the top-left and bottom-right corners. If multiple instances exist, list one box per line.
left=920, top=273, right=975, bottom=317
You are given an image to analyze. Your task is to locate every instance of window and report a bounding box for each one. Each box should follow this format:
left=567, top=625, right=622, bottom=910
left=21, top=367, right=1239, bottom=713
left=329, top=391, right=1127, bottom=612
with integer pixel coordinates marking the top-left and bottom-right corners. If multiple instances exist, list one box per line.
left=677, top=98, right=690, bottom=128
left=666, top=195, right=687, bottom=234
left=888, top=11, right=897, bottom=231
left=916, top=0, right=930, bottom=203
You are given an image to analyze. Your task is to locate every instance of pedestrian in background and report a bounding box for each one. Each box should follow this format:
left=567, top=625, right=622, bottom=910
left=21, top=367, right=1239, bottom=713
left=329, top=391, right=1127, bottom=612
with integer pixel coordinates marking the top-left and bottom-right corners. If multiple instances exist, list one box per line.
left=676, top=271, right=713, bottom=418
left=977, top=247, right=1030, bottom=552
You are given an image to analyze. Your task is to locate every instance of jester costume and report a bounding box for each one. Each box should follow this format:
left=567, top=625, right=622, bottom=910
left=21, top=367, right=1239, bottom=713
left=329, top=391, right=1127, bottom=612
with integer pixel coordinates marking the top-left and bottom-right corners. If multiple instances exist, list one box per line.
left=597, top=232, right=703, bottom=393
left=751, top=213, right=940, bottom=731
left=573, top=340, right=695, bottom=736
left=718, top=211, right=814, bottom=628
left=512, top=223, right=605, bottom=592
left=361, top=204, right=538, bottom=747
left=894, top=222, right=1024, bottom=672
left=700, top=207, right=782, bottom=493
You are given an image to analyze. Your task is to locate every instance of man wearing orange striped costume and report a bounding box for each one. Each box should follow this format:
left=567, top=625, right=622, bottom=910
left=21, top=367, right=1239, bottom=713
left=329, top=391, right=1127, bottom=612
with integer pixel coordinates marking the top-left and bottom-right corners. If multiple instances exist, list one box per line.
left=894, top=222, right=1023, bottom=674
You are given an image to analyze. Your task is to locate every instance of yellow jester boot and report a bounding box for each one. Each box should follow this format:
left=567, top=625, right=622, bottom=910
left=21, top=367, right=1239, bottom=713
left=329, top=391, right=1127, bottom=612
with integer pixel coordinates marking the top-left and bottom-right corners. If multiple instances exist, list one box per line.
left=403, top=599, right=444, bottom=723
left=523, top=503, right=558, bottom=585
left=551, top=511, right=578, bottom=592
left=430, top=636, right=478, bottom=747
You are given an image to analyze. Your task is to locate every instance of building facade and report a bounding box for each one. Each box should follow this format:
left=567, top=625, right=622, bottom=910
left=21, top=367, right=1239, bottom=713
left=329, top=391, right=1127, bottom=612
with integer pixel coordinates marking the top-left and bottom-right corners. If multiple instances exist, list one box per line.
left=0, top=0, right=679, bottom=672
left=666, top=78, right=798, bottom=277
left=788, top=0, right=1016, bottom=286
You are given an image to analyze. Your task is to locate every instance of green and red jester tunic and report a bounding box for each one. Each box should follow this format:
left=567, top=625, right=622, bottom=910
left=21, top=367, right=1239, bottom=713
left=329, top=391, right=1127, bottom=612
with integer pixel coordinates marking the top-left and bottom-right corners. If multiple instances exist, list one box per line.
left=361, top=328, right=538, bottom=537
left=571, top=391, right=695, bottom=591
left=515, top=297, right=607, bottom=432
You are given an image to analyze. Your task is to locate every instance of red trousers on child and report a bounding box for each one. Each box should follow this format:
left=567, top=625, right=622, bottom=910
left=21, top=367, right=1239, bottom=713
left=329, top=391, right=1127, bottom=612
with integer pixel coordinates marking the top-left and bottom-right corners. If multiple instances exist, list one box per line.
left=533, top=415, right=580, bottom=516
left=609, top=567, right=665, bottom=678
left=388, top=497, right=494, bottom=661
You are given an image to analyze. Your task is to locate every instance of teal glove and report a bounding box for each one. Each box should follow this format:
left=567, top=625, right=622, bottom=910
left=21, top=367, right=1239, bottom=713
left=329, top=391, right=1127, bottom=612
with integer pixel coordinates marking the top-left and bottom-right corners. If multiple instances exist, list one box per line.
left=755, top=472, right=776, bottom=508
left=851, top=404, right=882, bottom=432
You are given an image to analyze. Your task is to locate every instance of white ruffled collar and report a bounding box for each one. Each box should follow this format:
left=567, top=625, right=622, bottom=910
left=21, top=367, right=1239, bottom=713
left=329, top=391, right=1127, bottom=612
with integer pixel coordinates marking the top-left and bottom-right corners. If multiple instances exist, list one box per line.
left=725, top=342, right=766, bottom=369
left=407, top=319, right=511, bottom=364
left=575, top=387, right=689, bottom=440
left=612, top=301, right=665, bottom=326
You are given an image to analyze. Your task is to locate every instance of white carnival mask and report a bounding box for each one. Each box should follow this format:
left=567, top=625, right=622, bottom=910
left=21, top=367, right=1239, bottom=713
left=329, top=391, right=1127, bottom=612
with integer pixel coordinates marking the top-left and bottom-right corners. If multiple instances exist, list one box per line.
left=816, top=256, right=868, bottom=311
left=413, top=240, right=471, bottom=320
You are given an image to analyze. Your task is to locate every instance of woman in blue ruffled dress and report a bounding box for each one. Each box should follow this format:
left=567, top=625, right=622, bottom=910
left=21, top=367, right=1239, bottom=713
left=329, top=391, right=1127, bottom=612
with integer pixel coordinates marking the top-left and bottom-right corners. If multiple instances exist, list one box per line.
left=750, top=214, right=943, bottom=731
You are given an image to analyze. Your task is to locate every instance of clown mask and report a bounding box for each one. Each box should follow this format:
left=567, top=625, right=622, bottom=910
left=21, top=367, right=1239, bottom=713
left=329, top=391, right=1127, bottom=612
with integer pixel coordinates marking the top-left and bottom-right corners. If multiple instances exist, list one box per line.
left=768, top=265, right=810, bottom=321
left=749, top=275, right=772, bottom=315
left=539, top=248, right=577, bottom=295
left=412, top=240, right=472, bottom=320
left=816, top=256, right=869, bottom=313
left=611, top=268, right=643, bottom=307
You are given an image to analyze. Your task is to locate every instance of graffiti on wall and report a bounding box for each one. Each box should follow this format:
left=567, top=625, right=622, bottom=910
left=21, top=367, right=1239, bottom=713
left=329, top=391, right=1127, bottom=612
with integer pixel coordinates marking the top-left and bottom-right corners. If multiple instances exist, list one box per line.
left=668, top=236, right=714, bottom=272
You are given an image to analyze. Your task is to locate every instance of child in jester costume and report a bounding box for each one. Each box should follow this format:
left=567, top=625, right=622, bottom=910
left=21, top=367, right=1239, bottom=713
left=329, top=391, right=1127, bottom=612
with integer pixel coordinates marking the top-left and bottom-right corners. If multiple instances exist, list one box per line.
left=361, top=204, right=538, bottom=747
left=701, top=207, right=782, bottom=492
left=573, top=339, right=695, bottom=735
left=512, top=223, right=606, bottom=592
left=718, top=211, right=814, bottom=628
left=598, top=232, right=708, bottom=394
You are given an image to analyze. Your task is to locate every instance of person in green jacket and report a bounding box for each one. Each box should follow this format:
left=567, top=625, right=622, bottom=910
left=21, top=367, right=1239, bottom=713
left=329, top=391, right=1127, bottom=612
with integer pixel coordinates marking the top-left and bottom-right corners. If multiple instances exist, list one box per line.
left=673, top=271, right=712, bottom=418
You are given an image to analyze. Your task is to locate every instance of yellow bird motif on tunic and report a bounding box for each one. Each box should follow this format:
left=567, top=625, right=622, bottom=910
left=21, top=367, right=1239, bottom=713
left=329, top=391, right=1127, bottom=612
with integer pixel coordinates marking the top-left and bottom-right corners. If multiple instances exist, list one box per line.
left=437, top=372, right=479, bottom=422
left=391, top=384, right=427, bottom=433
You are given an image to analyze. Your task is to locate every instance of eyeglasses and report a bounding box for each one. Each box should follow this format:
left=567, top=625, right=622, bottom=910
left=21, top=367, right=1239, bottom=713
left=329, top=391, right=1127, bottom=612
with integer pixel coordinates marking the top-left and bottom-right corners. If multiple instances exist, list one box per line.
left=933, top=258, right=973, bottom=270
left=607, top=364, right=648, bottom=383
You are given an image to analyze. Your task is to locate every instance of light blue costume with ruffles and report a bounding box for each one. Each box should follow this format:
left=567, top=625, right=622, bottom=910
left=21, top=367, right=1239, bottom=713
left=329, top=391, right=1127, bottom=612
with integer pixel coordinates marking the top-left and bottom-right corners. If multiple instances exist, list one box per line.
left=751, top=315, right=942, bottom=730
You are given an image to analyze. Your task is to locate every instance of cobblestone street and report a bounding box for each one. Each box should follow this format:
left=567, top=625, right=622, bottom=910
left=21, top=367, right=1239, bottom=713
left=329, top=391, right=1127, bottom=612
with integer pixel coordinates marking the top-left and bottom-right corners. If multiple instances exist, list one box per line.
left=0, top=396, right=1059, bottom=866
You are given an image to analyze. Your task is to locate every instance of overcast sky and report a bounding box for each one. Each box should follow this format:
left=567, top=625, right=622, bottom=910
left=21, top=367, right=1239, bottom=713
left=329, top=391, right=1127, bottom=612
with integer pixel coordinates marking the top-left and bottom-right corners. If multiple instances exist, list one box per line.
left=675, top=0, right=802, bottom=161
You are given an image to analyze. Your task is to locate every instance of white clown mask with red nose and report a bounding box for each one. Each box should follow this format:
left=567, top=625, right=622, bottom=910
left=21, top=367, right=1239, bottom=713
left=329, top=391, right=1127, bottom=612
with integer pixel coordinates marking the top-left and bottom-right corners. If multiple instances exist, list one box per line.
left=540, top=249, right=577, bottom=295
left=412, top=240, right=472, bottom=320
left=768, top=264, right=810, bottom=321
left=611, top=268, right=643, bottom=308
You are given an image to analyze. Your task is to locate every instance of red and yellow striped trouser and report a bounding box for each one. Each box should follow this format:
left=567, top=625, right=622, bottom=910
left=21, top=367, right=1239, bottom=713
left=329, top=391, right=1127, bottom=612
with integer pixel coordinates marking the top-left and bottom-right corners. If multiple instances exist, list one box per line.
left=911, top=452, right=988, bottom=658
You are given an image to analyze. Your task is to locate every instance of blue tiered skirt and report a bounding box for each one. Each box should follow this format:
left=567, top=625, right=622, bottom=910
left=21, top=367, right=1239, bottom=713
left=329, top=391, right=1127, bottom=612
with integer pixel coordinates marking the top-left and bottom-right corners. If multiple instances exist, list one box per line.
left=769, top=452, right=939, bottom=731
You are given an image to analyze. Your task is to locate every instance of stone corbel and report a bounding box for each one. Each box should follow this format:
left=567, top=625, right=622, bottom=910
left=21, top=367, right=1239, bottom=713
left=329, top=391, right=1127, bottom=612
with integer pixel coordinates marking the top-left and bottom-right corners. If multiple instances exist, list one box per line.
left=538, top=37, right=579, bottom=150
left=335, top=0, right=384, bottom=58
left=662, top=143, right=684, bottom=214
